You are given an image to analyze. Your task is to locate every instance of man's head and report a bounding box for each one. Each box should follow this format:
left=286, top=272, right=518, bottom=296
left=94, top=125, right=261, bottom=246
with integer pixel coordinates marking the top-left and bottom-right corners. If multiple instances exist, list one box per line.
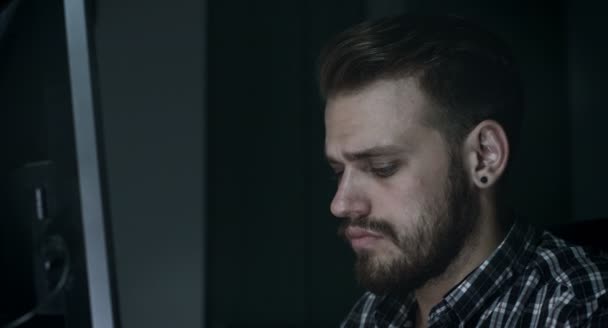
left=321, top=15, right=522, bottom=295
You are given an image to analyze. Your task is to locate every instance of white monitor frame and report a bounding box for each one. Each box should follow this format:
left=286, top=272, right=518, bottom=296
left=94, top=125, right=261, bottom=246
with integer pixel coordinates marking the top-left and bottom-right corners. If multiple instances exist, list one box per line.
left=63, top=1, right=117, bottom=327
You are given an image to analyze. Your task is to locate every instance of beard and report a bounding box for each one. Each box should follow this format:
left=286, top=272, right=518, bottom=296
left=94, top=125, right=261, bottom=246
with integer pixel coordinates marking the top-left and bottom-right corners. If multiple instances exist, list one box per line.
left=338, top=156, right=479, bottom=296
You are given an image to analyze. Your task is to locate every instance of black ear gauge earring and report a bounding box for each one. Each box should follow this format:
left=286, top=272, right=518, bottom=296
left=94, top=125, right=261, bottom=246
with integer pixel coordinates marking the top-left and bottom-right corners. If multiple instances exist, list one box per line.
left=480, top=176, right=488, bottom=184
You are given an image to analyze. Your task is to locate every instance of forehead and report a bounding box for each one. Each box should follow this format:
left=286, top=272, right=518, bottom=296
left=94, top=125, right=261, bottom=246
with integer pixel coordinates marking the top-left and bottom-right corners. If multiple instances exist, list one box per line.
left=324, top=78, right=433, bottom=157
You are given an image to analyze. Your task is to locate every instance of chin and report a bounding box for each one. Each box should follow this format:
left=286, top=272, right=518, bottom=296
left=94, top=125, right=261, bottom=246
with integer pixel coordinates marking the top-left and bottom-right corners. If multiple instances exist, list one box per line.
left=355, top=249, right=417, bottom=295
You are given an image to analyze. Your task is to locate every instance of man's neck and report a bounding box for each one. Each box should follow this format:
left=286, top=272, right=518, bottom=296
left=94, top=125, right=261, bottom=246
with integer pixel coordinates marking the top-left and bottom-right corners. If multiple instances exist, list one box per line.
left=413, top=199, right=508, bottom=326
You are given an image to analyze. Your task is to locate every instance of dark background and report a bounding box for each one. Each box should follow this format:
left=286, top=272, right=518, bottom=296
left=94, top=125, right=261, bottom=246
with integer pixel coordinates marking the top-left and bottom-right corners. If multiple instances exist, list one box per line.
left=2, top=0, right=608, bottom=327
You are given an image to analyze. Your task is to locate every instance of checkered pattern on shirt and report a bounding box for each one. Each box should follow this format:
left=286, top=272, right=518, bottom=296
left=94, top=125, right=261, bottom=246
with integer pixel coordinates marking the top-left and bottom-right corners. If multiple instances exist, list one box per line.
left=341, top=221, right=608, bottom=327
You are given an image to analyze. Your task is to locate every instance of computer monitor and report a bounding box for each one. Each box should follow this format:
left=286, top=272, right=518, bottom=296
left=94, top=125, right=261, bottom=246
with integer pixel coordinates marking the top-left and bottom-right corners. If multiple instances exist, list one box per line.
left=0, top=0, right=118, bottom=327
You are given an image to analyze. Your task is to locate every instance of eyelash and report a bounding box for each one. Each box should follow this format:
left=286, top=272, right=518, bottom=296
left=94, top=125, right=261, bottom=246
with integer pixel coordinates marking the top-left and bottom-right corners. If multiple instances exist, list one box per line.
left=328, top=163, right=399, bottom=181
left=371, top=165, right=398, bottom=178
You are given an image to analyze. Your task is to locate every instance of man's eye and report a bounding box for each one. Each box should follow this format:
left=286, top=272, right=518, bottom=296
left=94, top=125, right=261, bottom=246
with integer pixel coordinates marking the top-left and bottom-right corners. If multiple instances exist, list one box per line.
left=371, top=165, right=398, bottom=178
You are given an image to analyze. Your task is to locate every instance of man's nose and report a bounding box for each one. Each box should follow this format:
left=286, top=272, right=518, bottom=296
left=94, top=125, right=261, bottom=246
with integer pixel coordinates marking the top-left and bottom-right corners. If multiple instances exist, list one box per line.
left=330, top=171, right=371, bottom=220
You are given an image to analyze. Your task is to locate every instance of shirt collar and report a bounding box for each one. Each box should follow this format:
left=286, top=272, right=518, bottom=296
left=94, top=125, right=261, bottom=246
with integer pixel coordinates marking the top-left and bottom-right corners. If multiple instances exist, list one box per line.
left=433, top=220, right=542, bottom=323
left=374, top=293, right=416, bottom=327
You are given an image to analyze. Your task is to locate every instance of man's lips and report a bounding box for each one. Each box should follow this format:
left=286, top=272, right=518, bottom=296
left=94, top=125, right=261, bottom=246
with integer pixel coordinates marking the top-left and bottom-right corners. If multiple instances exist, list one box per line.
left=345, top=226, right=384, bottom=250
left=345, top=226, right=383, bottom=239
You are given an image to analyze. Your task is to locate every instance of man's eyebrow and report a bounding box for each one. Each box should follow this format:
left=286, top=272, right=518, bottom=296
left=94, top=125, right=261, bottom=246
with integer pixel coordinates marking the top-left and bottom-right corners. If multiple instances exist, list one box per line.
left=325, top=145, right=408, bottom=163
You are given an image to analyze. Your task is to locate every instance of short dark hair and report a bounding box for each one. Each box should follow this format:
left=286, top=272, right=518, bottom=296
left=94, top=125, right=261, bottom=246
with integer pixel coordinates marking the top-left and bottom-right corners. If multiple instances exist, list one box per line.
left=319, top=14, right=524, bottom=154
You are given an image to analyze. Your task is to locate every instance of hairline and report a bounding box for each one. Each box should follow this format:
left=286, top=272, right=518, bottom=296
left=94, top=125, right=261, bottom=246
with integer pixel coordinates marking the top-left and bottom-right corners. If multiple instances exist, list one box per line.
left=324, top=73, right=465, bottom=152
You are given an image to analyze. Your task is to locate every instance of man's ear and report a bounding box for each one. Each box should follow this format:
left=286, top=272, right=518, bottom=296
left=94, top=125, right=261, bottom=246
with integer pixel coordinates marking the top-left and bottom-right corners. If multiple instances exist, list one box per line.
left=463, top=120, right=510, bottom=188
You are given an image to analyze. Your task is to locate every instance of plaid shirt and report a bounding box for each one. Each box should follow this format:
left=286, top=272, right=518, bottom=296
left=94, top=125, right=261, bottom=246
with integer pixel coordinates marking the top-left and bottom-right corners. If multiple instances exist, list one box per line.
left=341, top=221, right=608, bottom=327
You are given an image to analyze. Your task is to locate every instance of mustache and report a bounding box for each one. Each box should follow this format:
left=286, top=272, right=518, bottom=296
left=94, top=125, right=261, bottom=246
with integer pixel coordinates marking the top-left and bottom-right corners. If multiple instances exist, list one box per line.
left=338, top=217, right=400, bottom=245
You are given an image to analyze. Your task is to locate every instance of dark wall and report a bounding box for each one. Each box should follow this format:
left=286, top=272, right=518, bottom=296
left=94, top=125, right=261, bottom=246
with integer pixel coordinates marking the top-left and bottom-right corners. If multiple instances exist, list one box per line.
left=207, top=1, right=365, bottom=326
left=93, top=0, right=206, bottom=327
left=568, top=1, right=608, bottom=221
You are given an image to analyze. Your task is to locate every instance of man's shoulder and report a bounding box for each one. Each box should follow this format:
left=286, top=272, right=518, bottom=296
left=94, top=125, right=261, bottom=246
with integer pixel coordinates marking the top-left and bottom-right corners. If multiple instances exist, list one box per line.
left=473, top=226, right=608, bottom=325
left=524, top=229, right=608, bottom=303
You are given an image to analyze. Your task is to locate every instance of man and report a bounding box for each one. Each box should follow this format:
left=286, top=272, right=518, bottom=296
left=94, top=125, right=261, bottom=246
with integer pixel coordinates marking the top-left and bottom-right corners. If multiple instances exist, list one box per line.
left=320, top=15, right=608, bottom=327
